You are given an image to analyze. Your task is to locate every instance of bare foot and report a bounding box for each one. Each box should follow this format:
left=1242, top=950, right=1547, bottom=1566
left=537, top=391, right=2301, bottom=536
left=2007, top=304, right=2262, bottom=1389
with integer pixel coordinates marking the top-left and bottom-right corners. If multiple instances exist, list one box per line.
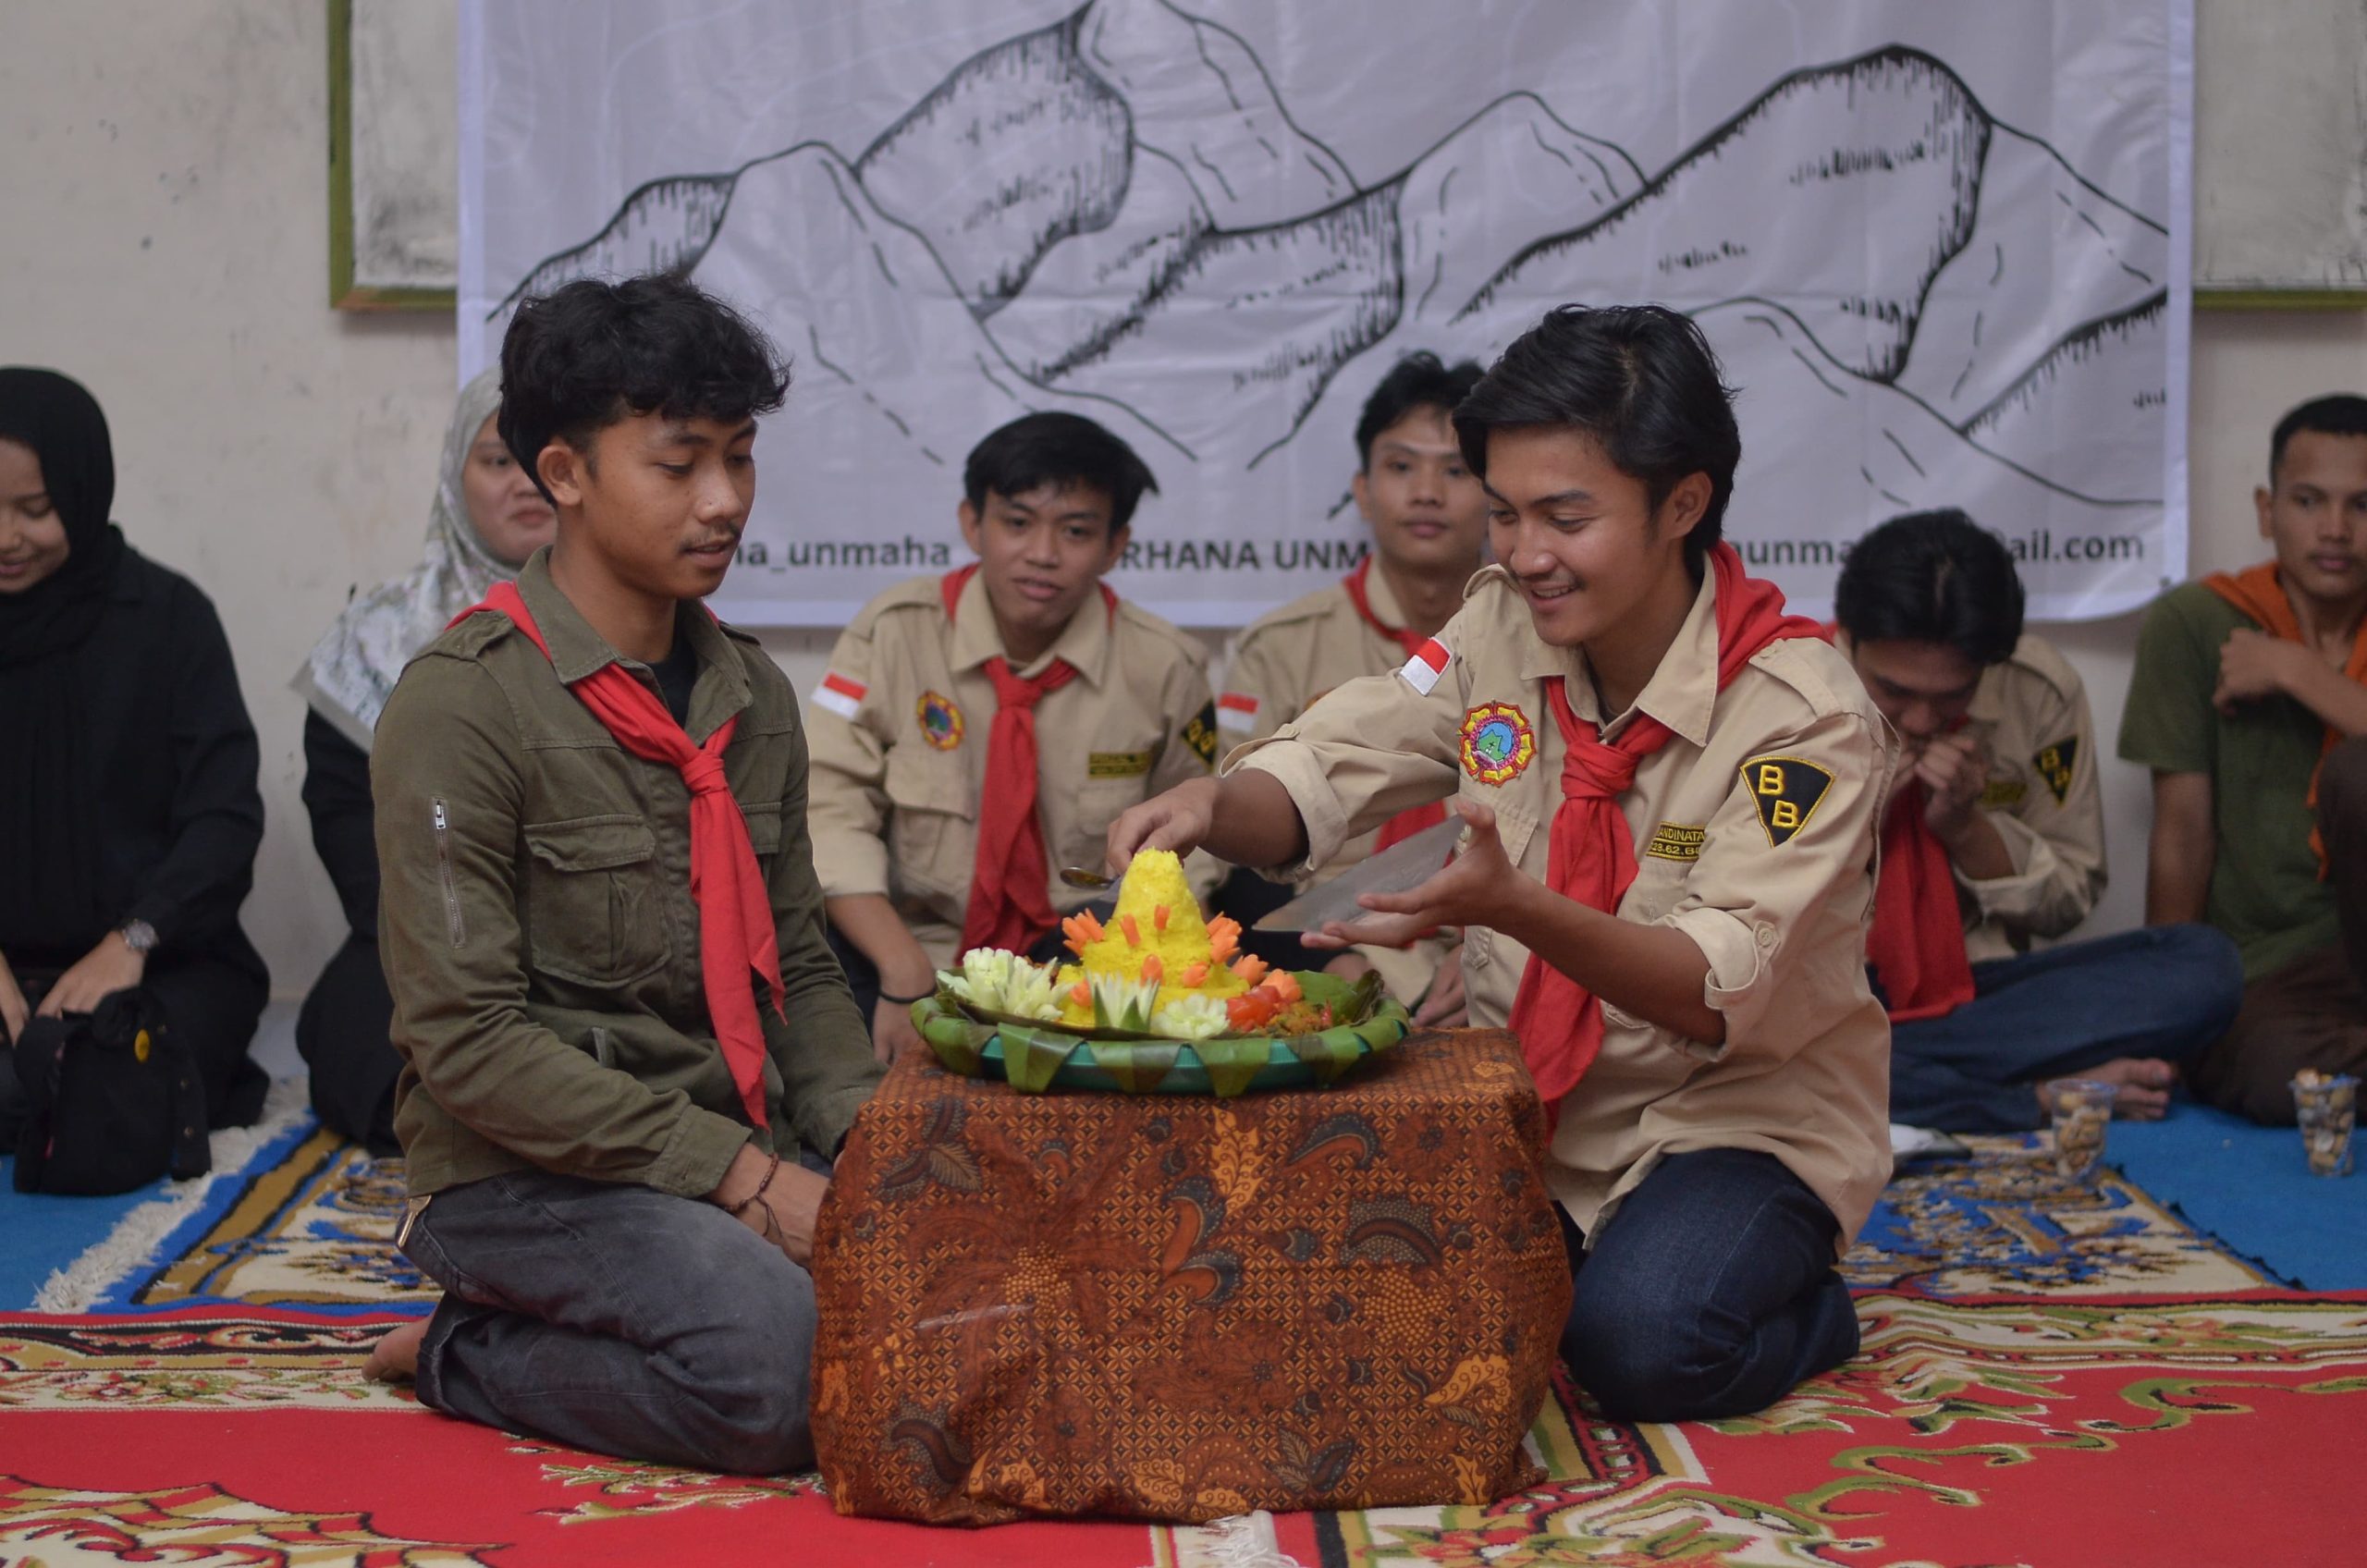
left=362, top=1318, right=427, bottom=1383
left=2082, top=1058, right=2177, bottom=1121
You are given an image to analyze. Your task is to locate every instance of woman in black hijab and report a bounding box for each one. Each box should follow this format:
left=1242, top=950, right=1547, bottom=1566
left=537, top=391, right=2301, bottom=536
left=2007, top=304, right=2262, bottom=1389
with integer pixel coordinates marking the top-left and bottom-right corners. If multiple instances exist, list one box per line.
left=0, top=367, right=269, bottom=1136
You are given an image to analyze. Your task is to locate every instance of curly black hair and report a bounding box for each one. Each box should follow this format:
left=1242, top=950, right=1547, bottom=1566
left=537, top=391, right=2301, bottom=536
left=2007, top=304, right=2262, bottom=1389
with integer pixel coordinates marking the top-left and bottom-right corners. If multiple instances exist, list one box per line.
left=497, top=273, right=791, bottom=505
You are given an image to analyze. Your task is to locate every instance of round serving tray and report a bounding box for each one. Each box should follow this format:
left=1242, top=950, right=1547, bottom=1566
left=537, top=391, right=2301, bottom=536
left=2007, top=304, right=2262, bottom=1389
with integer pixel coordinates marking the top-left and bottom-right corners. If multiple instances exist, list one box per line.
left=911, top=970, right=1411, bottom=1096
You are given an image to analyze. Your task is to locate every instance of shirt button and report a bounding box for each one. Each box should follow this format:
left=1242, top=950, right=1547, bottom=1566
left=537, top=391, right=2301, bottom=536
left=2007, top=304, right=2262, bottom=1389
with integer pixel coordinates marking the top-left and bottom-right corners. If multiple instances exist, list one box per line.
left=1755, top=924, right=1777, bottom=949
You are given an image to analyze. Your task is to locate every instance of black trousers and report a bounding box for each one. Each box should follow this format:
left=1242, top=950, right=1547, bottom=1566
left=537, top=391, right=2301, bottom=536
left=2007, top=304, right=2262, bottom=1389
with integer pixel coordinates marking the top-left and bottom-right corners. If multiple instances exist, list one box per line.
left=296, top=935, right=401, bottom=1154
left=2191, top=734, right=2367, bottom=1124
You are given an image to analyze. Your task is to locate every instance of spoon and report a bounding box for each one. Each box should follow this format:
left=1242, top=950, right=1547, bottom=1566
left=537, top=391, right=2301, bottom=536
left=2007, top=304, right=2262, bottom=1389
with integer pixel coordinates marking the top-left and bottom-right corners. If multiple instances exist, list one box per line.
left=1059, top=865, right=1114, bottom=889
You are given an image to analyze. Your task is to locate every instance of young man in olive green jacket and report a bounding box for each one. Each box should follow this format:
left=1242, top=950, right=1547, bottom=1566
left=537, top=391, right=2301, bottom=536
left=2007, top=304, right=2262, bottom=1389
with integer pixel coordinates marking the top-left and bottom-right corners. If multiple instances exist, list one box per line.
left=362, top=276, right=882, bottom=1474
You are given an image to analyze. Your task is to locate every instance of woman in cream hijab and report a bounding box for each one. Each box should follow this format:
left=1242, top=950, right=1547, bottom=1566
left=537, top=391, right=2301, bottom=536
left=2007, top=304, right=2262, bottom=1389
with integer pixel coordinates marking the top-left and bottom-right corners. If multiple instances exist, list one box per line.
left=293, top=368, right=553, bottom=1148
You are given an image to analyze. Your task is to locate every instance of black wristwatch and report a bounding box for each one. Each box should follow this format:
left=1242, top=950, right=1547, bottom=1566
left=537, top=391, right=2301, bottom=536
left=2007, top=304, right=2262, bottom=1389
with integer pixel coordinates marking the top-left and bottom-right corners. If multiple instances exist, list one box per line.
left=117, top=918, right=159, bottom=955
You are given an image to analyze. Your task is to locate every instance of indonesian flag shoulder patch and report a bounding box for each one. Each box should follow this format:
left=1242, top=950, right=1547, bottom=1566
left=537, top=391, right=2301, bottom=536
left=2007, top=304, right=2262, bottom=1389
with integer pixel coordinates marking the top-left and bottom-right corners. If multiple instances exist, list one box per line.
left=1216, top=691, right=1261, bottom=729
left=812, top=670, right=868, bottom=720
left=1398, top=638, right=1453, bottom=695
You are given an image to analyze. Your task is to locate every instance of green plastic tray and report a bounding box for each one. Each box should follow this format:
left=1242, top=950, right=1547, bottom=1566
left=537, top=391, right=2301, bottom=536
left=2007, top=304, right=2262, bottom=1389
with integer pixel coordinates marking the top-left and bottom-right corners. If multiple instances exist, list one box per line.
left=912, top=970, right=1411, bottom=1096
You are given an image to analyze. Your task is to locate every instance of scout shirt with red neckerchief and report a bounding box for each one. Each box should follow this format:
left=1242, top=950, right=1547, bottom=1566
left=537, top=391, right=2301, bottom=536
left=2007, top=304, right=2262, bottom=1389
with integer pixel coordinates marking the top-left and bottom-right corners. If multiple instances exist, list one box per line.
left=1922, top=632, right=2105, bottom=964
left=1219, top=562, right=1458, bottom=1002
left=805, top=570, right=1223, bottom=969
left=1230, top=561, right=1896, bottom=1249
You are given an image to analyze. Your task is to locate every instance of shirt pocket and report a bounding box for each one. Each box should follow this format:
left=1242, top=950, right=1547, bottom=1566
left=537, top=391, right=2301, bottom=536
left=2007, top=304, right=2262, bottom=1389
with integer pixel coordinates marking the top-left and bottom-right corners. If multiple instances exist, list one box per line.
left=521, top=815, right=673, bottom=988
left=884, top=749, right=975, bottom=898
left=1062, top=778, right=1149, bottom=871
left=1459, top=790, right=1539, bottom=975
left=741, top=801, right=784, bottom=865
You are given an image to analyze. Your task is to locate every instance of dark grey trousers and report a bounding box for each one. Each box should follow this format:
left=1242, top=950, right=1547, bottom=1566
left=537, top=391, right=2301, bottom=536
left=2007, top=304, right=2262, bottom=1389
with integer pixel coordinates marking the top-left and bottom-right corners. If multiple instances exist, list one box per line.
left=402, top=1167, right=820, bottom=1474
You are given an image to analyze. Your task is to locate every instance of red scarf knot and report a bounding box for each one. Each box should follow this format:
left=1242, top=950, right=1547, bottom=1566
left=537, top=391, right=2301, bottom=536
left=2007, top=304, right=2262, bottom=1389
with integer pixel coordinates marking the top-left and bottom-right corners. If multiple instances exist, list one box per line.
left=943, top=564, right=1110, bottom=957
left=452, top=582, right=782, bottom=1130
left=1506, top=545, right=1825, bottom=1113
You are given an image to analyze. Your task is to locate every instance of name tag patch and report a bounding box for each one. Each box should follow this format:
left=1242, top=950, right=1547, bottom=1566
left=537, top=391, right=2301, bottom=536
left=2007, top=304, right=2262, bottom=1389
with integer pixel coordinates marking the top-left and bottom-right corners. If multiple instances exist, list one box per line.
left=1741, top=755, right=1834, bottom=846
left=2031, top=736, right=2079, bottom=803
left=1184, top=701, right=1220, bottom=767
left=1088, top=750, right=1153, bottom=779
left=1459, top=702, right=1536, bottom=785
left=1644, top=822, right=1707, bottom=862
left=916, top=691, right=964, bottom=751
left=1981, top=776, right=2028, bottom=809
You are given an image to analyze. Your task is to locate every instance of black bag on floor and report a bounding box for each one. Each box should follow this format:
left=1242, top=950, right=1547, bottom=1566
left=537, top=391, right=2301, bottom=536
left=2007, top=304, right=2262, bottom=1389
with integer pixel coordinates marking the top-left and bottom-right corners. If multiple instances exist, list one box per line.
left=10, top=988, right=211, bottom=1194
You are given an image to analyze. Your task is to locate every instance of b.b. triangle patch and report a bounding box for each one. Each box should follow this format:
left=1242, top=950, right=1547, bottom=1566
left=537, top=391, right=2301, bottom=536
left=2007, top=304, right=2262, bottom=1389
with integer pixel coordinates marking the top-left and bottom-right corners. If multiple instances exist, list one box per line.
left=1740, top=755, right=1834, bottom=846
left=2031, top=735, right=2079, bottom=804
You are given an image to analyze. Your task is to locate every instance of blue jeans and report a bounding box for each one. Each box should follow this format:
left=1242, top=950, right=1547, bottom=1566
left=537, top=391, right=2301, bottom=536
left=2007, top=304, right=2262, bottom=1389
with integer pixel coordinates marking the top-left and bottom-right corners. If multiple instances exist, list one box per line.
left=402, top=1168, right=820, bottom=1474
left=1561, top=1147, right=1858, bottom=1422
left=1888, top=925, right=2244, bottom=1133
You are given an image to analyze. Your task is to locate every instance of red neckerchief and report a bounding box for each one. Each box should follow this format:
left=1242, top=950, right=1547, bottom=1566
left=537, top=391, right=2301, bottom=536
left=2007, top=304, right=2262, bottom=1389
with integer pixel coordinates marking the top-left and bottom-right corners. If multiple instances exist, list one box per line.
left=943, top=563, right=1117, bottom=955
left=1508, top=544, right=1825, bottom=1109
left=455, top=582, right=780, bottom=1129
left=1865, top=776, right=1977, bottom=1023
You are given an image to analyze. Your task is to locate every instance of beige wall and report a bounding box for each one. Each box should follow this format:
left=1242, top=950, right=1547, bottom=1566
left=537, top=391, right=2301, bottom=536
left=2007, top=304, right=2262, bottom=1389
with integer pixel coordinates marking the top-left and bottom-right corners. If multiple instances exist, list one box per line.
left=6, top=3, right=2366, bottom=993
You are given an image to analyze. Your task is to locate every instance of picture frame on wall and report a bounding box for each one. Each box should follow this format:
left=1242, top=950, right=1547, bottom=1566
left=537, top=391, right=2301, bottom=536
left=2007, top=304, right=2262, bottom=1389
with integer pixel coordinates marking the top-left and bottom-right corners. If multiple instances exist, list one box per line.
left=2195, top=0, right=2367, bottom=308
left=328, top=0, right=458, bottom=311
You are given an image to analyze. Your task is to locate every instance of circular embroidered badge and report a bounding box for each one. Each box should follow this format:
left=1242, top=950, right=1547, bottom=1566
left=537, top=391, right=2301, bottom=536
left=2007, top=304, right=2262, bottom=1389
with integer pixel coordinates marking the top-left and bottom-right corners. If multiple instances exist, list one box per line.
left=1458, top=702, right=1536, bottom=785
left=916, top=691, right=964, bottom=751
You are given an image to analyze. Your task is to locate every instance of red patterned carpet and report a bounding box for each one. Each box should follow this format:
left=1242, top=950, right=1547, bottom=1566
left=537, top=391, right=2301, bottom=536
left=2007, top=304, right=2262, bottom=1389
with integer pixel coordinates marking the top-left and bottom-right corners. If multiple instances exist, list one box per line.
left=4, top=1128, right=2362, bottom=1567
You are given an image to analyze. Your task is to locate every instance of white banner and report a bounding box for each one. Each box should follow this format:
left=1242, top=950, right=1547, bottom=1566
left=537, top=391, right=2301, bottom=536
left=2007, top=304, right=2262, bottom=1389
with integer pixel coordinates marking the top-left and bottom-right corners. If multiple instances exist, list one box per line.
left=460, top=0, right=2190, bottom=627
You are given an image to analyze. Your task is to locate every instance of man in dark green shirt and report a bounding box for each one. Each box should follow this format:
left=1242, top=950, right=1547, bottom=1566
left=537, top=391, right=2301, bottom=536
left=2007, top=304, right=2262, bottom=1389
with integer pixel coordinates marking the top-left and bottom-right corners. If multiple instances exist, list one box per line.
left=2120, top=395, right=2367, bottom=1123
left=362, top=276, right=882, bottom=1472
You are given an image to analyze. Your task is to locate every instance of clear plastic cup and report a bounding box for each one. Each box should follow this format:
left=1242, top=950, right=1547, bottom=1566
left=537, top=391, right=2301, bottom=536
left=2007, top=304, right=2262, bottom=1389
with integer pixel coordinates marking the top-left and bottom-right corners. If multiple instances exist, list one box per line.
left=2041, top=1078, right=2117, bottom=1181
left=2291, top=1072, right=2358, bottom=1178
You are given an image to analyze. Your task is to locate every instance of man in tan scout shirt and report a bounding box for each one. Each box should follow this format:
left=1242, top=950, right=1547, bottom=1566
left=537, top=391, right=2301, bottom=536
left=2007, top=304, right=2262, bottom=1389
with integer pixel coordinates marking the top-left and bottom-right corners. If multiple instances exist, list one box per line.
left=1216, top=351, right=1488, bottom=1022
left=1111, top=304, right=1892, bottom=1425
left=1833, top=510, right=2240, bottom=1133
left=808, top=412, right=1219, bottom=1062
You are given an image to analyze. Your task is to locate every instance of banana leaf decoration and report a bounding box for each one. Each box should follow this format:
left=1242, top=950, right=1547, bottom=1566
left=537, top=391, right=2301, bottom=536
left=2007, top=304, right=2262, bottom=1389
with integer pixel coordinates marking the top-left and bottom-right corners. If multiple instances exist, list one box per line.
left=911, top=967, right=1411, bottom=1097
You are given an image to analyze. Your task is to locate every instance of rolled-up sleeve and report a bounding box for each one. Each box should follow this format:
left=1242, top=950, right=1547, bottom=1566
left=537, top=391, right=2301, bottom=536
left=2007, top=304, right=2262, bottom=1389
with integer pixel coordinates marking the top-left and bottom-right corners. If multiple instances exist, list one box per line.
left=1956, top=684, right=2104, bottom=940
left=1656, top=708, right=1888, bottom=1061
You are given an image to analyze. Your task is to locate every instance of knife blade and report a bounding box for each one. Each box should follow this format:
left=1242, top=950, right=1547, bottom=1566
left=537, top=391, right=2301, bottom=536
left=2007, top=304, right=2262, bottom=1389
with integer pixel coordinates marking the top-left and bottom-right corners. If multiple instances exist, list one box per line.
left=1250, top=814, right=1466, bottom=932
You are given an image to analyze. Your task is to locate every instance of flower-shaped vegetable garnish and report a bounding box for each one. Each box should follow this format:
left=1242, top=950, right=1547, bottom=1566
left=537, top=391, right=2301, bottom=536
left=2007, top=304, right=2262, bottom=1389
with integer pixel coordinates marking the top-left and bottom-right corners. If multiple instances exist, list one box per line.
left=1148, top=993, right=1228, bottom=1040
left=1088, top=969, right=1163, bottom=1034
left=942, top=949, right=1063, bottom=1020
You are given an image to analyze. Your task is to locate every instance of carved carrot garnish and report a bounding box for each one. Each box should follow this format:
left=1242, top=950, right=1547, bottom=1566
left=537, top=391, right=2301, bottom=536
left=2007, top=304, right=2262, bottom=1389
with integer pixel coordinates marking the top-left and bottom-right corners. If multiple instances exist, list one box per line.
left=1179, top=961, right=1209, bottom=987
left=1208, top=914, right=1241, bottom=962
left=1267, top=970, right=1303, bottom=1006
left=1069, top=980, right=1091, bottom=1007
left=1154, top=903, right=1171, bottom=933
left=1142, top=953, right=1164, bottom=985
left=1061, top=910, right=1105, bottom=957
left=1120, top=913, right=1142, bottom=949
left=1229, top=953, right=1269, bottom=987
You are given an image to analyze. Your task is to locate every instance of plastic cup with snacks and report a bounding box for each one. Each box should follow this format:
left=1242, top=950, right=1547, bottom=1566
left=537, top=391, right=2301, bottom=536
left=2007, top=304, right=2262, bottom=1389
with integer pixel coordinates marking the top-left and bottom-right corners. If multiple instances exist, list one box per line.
left=2041, top=1078, right=2117, bottom=1181
left=2291, top=1070, right=2358, bottom=1178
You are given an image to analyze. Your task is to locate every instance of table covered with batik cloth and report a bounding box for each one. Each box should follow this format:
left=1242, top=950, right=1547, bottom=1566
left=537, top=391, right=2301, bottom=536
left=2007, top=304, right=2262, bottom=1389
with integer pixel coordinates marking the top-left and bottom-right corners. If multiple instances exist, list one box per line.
left=809, top=1028, right=1571, bottom=1525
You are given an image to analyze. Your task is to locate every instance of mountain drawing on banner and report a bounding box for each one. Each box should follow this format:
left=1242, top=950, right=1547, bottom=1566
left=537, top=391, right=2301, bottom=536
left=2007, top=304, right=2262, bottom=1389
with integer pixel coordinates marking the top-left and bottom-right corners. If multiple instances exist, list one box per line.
left=498, top=1, right=2167, bottom=521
